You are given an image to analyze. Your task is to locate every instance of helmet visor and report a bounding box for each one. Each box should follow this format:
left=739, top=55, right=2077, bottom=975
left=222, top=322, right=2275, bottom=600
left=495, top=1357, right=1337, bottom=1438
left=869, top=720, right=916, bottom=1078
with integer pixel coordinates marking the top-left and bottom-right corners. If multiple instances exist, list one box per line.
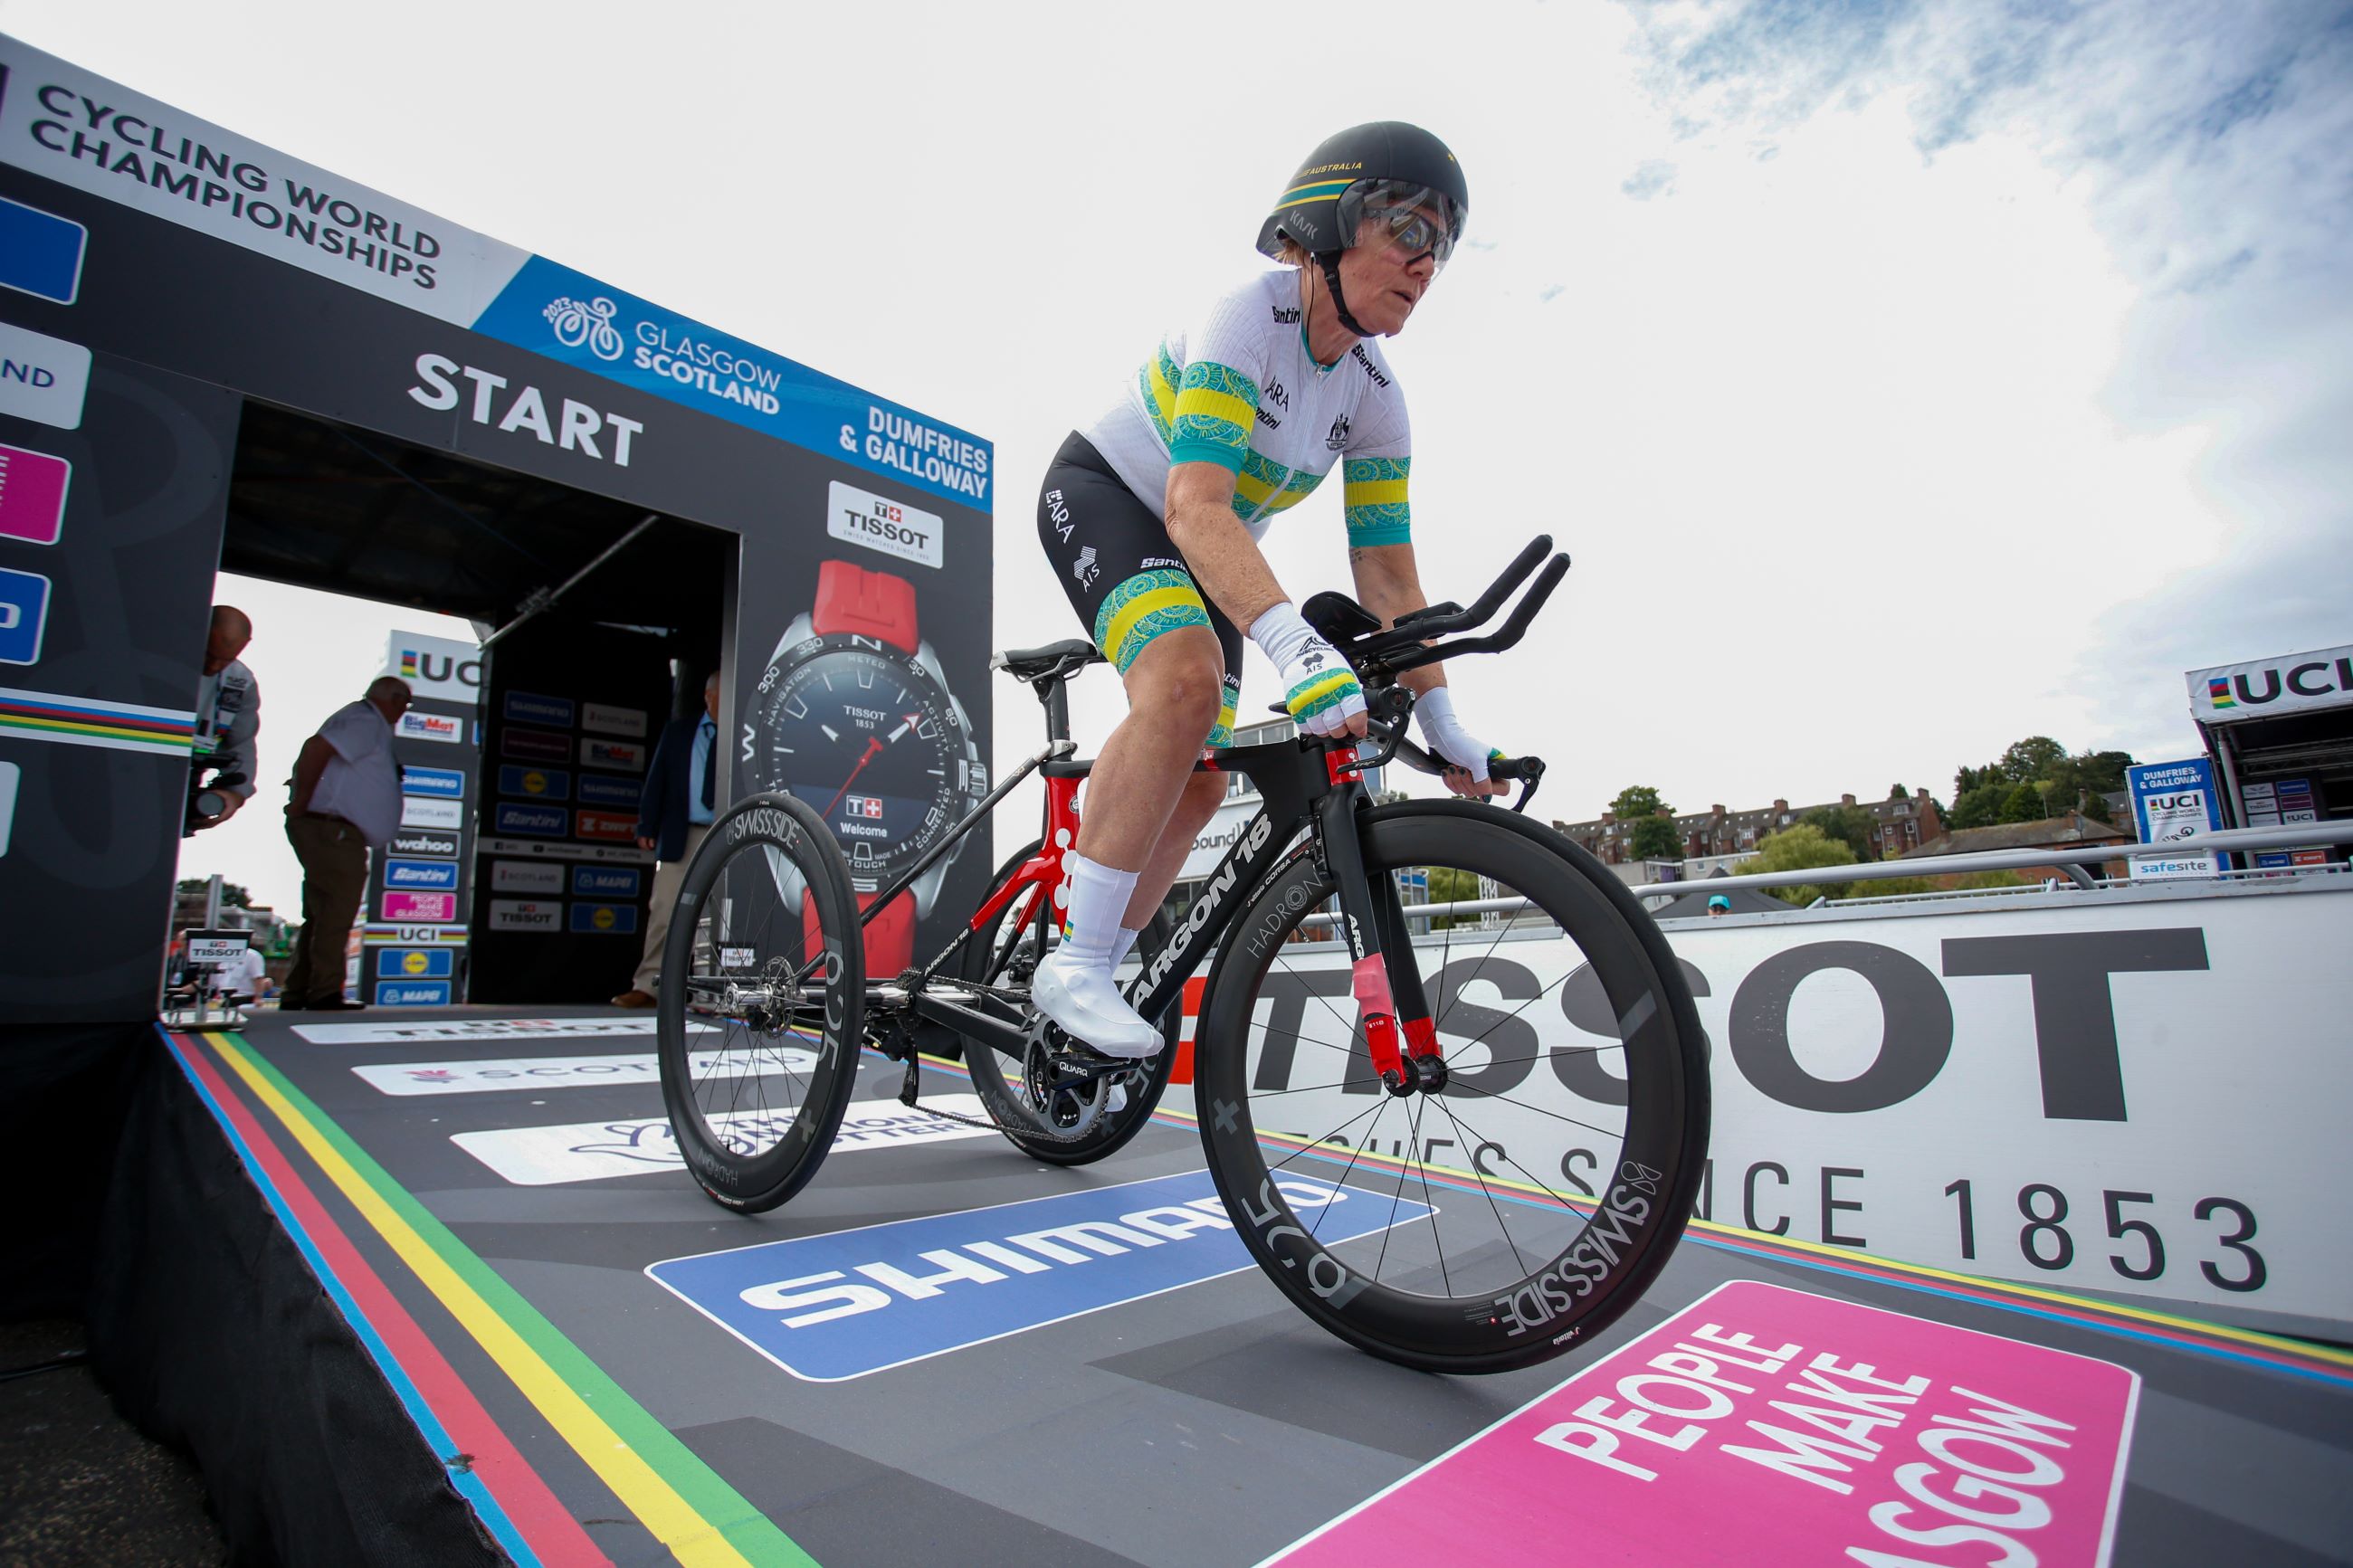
left=1352, top=180, right=1465, bottom=272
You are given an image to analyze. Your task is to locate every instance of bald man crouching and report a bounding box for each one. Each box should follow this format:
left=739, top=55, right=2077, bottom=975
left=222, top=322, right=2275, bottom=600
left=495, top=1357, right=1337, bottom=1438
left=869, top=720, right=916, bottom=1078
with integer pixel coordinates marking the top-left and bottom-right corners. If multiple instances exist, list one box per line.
left=281, top=676, right=413, bottom=1011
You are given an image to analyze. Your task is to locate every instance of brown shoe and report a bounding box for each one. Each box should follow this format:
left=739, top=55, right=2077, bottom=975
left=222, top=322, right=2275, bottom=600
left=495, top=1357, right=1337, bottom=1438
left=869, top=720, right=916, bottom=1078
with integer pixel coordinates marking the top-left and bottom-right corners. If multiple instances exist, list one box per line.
left=611, top=989, right=656, bottom=1009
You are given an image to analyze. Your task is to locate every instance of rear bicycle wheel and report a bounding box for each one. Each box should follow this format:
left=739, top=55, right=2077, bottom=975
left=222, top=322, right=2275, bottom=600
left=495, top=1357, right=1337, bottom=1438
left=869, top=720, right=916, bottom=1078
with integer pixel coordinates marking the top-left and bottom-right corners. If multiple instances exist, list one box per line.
left=656, top=794, right=865, bottom=1212
left=1195, top=802, right=1709, bottom=1373
left=957, top=840, right=1179, bottom=1164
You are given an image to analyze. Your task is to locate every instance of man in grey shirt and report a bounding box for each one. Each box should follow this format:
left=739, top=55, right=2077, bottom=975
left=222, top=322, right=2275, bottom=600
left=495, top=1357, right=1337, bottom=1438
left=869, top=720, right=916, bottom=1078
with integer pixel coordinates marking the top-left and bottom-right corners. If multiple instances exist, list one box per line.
left=281, top=676, right=412, bottom=1011
left=187, top=605, right=260, bottom=833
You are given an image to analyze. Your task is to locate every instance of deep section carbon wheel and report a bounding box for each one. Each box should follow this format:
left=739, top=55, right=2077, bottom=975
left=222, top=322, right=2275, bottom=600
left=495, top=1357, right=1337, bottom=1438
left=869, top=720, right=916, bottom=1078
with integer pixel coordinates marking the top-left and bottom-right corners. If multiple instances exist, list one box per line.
left=656, top=792, right=864, bottom=1213
left=1195, top=802, right=1709, bottom=1373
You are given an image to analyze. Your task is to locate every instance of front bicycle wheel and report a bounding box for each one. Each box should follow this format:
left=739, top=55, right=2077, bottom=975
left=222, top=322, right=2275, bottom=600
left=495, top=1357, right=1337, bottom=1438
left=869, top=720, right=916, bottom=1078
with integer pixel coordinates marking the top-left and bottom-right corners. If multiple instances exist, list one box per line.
left=957, top=840, right=1179, bottom=1164
left=656, top=794, right=865, bottom=1213
left=1195, top=802, right=1709, bottom=1374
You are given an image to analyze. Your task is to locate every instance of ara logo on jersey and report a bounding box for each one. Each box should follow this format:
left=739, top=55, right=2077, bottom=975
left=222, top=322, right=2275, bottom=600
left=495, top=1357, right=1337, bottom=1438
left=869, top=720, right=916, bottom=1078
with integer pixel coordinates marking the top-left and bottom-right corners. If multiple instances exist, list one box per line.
left=644, top=1168, right=1430, bottom=1381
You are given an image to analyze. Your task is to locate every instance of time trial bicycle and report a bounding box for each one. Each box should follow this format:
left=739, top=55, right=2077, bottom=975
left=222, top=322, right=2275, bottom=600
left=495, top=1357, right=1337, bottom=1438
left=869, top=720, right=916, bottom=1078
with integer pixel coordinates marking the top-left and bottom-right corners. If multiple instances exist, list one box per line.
left=656, top=537, right=1710, bottom=1373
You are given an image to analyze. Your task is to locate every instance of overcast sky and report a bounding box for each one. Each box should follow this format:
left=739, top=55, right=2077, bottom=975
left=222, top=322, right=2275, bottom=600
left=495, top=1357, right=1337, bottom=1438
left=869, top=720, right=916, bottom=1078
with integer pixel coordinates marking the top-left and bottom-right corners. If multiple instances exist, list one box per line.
left=9, top=0, right=2342, bottom=913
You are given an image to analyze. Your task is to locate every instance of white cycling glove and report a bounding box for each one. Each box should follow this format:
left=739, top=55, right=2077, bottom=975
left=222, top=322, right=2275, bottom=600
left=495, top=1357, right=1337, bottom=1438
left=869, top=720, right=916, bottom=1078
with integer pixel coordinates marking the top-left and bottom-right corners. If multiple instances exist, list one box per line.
left=1250, top=603, right=1365, bottom=738
left=1415, top=686, right=1500, bottom=784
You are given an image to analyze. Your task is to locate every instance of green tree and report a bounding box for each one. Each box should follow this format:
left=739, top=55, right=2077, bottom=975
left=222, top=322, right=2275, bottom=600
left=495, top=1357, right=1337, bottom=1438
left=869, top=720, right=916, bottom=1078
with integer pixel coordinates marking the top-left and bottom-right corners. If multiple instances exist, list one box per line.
left=1630, top=816, right=1683, bottom=862
left=1948, top=784, right=2007, bottom=830
left=1609, top=785, right=1670, bottom=821
left=1999, top=781, right=2047, bottom=823
left=1999, top=736, right=2067, bottom=783
left=1745, top=823, right=1859, bottom=904
left=1799, top=804, right=1874, bottom=860
left=176, top=877, right=253, bottom=908
left=1888, top=783, right=1910, bottom=802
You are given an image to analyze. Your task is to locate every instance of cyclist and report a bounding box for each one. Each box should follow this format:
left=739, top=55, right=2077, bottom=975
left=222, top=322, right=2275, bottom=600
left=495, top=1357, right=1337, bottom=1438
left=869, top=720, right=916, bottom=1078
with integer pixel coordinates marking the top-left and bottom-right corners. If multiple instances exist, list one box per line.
left=1034, top=122, right=1504, bottom=1057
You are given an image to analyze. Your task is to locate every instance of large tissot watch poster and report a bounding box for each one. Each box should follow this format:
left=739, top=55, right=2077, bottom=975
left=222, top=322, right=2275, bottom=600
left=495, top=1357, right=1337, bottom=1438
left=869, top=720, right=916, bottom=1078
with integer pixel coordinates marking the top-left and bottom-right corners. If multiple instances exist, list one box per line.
left=746, top=489, right=993, bottom=977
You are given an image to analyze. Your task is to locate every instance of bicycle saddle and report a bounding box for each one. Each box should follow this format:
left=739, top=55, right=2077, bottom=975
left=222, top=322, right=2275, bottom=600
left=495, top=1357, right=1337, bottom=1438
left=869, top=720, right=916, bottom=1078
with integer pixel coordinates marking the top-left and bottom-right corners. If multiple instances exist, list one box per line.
left=992, top=639, right=1104, bottom=684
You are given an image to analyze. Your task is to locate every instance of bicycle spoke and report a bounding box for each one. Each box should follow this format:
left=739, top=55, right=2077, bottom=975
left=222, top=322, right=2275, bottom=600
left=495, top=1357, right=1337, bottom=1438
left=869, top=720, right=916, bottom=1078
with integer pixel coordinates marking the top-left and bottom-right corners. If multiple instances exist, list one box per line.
left=1430, top=1094, right=1531, bottom=1281
left=1305, top=1093, right=1395, bottom=1240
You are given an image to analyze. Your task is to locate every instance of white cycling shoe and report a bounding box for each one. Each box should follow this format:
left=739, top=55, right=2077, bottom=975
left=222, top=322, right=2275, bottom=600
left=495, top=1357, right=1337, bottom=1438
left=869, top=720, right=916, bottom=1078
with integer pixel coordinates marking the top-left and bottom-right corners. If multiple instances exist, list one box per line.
left=1031, top=953, right=1163, bottom=1060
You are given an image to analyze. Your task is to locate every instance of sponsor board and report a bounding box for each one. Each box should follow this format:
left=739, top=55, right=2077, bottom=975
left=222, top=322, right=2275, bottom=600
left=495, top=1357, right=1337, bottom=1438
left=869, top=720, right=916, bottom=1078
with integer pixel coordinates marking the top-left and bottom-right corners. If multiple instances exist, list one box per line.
left=396, top=710, right=463, bottom=745
left=0, top=442, right=71, bottom=546
left=386, top=632, right=482, bottom=705
left=570, top=865, right=643, bottom=899
left=183, top=932, right=251, bottom=967
left=504, top=690, right=576, bottom=727
left=0, top=319, right=91, bottom=430
left=381, top=858, right=460, bottom=891
left=380, top=890, right=456, bottom=923
left=491, top=860, right=566, bottom=896
left=488, top=898, right=562, bottom=932
left=360, top=923, right=471, bottom=947
left=293, top=1016, right=690, bottom=1045
left=826, top=479, right=943, bottom=571
left=353, top=1045, right=808, bottom=1097
left=2188, top=642, right=2353, bottom=724
left=1262, top=889, right=2352, bottom=1327
left=0, top=566, right=52, bottom=664
left=574, top=808, right=638, bottom=843
left=0, top=759, right=16, bottom=855
left=501, top=727, right=573, bottom=764
left=400, top=765, right=465, bottom=799
left=0, top=195, right=87, bottom=305
left=480, top=835, right=653, bottom=865
left=581, top=701, right=647, bottom=737
left=497, top=764, right=570, bottom=801
left=2127, top=758, right=2222, bottom=880
left=376, top=947, right=454, bottom=980
left=645, top=1169, right=1432, bottom=1382
left=1266, top=1280, right=2138, bottom=1568
left=374, top=980, right=452, bottom=1007
left=575, top=772, right=642, bottom=809
left=492, top=801, right=568, bottom=837
left=579, top=736, right=646, bottom=773
left=568, top=901, right=639, bottom=936
left=390, top=828, right=460, bottom=859
left=454, top=1093, right=1002, bottom=1187
left=399, top=795, right=464, bottom=830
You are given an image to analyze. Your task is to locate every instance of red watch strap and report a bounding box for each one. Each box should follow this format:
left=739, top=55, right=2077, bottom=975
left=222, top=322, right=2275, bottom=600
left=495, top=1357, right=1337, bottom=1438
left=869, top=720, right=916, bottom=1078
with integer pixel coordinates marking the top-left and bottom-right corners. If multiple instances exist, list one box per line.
left=859, top=890, right=915, bottom=976
left=813, top=560, right=919, bottom=652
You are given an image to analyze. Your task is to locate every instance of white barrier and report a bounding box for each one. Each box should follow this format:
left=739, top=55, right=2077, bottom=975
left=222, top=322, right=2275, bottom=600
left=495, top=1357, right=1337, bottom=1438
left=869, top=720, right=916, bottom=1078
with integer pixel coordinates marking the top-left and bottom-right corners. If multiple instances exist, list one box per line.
left=1228, top=875, right=2351, bottom=1337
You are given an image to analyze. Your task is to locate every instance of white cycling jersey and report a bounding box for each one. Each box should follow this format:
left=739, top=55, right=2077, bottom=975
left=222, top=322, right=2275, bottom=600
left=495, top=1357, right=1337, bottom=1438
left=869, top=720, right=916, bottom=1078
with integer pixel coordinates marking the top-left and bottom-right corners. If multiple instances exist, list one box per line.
left=1081, top=269, right=1414, bottom=546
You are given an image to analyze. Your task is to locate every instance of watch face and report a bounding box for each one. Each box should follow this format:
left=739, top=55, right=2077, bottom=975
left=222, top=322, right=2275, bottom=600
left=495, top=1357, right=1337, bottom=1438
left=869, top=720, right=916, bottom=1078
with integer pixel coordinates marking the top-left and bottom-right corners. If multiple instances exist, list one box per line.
left=754, top=638, right=968, bottom=881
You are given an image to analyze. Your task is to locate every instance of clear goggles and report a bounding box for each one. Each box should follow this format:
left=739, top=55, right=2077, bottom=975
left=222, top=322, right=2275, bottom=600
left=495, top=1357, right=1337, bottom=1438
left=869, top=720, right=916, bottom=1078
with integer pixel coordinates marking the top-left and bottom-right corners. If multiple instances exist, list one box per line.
left=1352, top=181, right=1465, bottom=272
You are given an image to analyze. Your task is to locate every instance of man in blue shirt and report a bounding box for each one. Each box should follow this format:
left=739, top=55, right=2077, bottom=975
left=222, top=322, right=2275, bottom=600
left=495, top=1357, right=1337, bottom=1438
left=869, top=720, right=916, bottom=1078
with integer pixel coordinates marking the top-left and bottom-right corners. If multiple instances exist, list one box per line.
left=614, top=670, right=719, bottom=1008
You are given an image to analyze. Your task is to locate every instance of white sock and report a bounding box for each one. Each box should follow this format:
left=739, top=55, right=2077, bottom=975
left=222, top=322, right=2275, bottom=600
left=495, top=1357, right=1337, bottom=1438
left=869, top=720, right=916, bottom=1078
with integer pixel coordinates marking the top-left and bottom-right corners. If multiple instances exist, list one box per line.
left=1110, top=926, right=1142, bottom=968
left=1057, top=851, right=1138, bottom=972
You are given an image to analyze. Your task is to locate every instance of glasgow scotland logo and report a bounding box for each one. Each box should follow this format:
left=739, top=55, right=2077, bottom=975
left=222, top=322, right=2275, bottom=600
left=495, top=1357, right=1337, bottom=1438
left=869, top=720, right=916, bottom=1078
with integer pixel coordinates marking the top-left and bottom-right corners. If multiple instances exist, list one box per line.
left=545, top=296, right=624, bottom=362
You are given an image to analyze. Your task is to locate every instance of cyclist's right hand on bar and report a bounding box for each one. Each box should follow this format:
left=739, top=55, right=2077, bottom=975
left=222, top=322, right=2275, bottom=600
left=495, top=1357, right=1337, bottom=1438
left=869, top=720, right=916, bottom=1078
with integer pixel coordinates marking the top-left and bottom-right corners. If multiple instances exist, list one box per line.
left=1252, top=603, right=1367, bottom=738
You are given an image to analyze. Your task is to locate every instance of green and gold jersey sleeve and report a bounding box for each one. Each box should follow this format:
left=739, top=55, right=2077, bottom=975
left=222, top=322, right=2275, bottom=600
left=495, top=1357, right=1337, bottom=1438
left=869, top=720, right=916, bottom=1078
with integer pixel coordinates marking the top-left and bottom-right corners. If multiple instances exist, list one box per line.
left=1340, top=385, right=1413, bottom=546
left=1167, top=361, right=1261, bottom=472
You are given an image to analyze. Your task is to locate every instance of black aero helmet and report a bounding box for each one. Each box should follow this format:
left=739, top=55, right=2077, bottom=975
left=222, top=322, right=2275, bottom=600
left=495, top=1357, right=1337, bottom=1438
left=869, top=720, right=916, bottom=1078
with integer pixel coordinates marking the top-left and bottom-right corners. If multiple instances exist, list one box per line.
left=1256, top=121, right=1470, bottom=267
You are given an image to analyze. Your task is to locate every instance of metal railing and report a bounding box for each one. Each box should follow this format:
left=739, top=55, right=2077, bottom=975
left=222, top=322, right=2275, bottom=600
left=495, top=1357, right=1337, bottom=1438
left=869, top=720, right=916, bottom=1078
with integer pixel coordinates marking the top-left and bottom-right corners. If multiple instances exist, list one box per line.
left=1282, top=822, right=2353, bottom=929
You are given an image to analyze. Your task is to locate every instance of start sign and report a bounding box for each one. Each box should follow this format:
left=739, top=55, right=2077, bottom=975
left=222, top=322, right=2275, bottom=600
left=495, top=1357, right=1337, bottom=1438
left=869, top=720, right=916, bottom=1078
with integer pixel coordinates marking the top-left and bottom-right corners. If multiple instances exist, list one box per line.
left=1271, top=1280, right=2138, bottom=1568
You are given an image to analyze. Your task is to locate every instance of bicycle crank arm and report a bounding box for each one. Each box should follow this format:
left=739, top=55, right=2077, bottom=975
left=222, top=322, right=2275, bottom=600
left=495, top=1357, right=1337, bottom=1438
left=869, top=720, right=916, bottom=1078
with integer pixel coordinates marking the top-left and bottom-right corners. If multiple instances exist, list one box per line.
left=908, top=992, right=1032, bottom=1062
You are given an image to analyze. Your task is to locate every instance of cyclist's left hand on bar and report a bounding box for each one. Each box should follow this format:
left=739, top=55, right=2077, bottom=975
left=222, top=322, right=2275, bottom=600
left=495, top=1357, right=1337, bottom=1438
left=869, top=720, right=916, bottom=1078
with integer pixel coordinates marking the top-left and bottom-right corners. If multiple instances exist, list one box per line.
left=1415, top=687, right=1508, bottom=797
left=1253, top=603, right=1369, bottom=738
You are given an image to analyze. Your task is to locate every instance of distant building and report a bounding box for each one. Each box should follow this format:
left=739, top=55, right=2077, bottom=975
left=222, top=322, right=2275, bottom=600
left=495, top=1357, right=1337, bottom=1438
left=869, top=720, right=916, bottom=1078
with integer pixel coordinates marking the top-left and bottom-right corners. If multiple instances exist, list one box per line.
left=1555, top=788, right=1947, bottom=870
left=1898, top=811, right=2130, bottom=881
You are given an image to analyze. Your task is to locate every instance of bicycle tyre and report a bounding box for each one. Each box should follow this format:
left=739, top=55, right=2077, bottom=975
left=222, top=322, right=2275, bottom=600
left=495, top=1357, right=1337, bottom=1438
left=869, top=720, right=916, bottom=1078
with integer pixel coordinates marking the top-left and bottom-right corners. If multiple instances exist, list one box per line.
left=1194, top=801, right=1709, bottom=1373
left=656, top=793, right=865, bottom=1213
left=957, top=840, right=1180, bottom=1164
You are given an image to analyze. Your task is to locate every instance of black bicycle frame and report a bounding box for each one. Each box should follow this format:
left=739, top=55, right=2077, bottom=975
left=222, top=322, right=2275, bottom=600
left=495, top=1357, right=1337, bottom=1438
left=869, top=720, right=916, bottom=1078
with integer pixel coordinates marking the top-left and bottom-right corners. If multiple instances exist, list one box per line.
left=905, top=732, right=1433, bottom=1085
